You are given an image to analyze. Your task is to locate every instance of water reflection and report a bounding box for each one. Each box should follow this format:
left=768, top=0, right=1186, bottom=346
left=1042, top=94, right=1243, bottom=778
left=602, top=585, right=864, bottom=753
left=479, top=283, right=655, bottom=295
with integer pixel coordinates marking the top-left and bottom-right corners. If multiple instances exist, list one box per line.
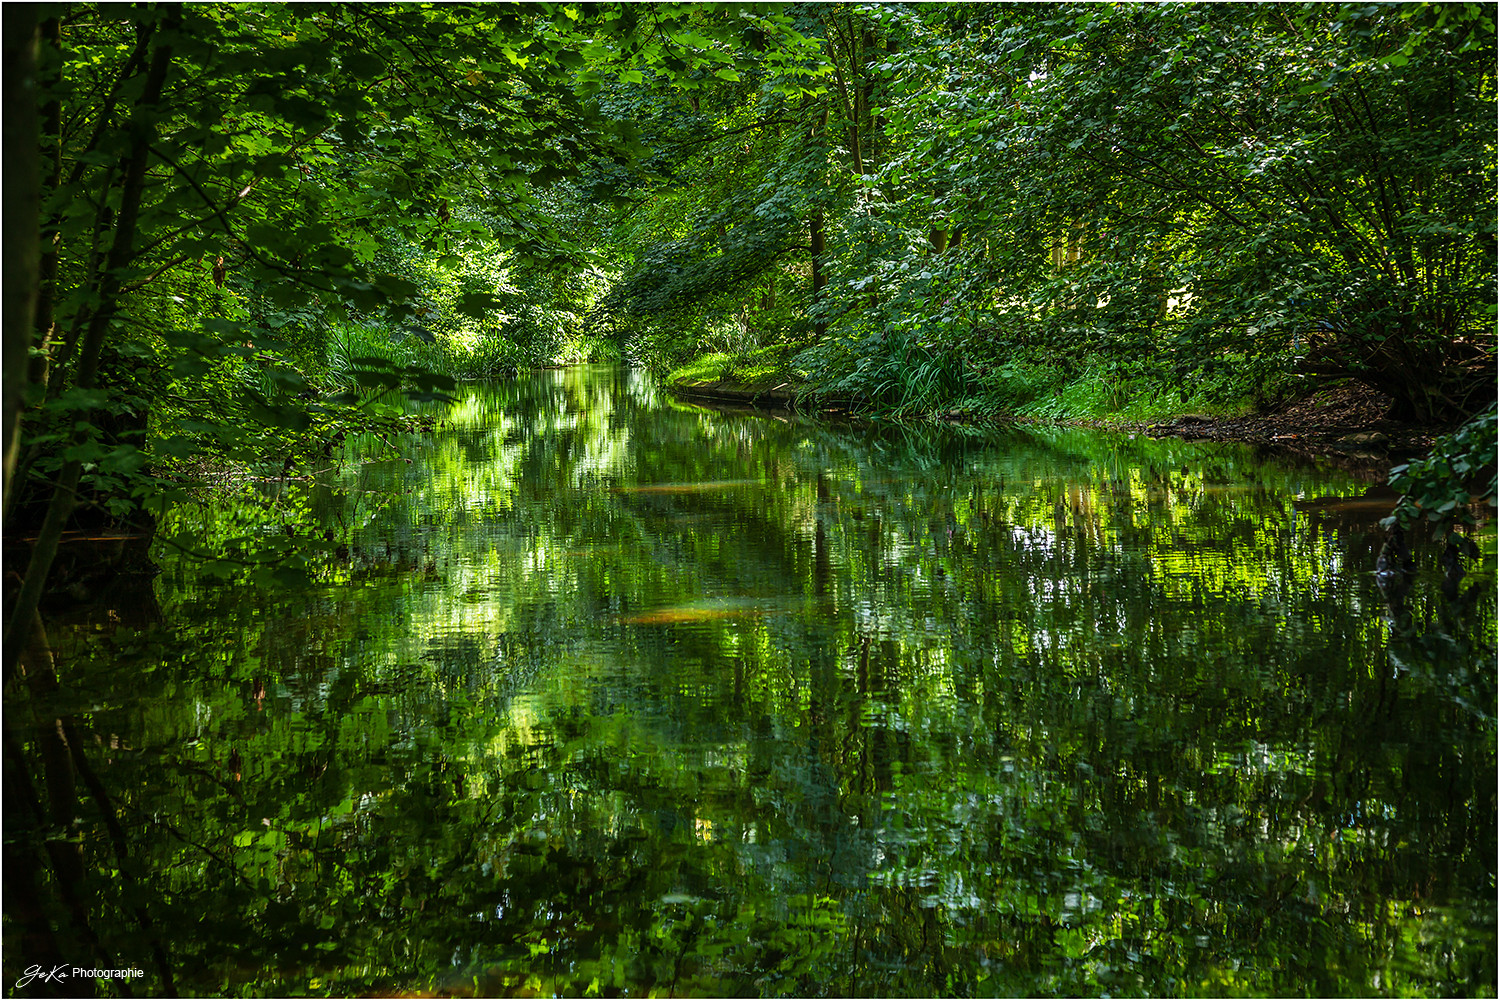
left=23, top=365, right=1496, bottom=997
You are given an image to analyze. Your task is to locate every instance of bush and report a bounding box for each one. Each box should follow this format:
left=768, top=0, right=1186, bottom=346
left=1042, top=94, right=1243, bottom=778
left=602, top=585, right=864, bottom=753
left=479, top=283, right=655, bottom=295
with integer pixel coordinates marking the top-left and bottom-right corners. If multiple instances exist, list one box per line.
left=794, top=323, right=971, bottom=415
left=1384, top=404, right=1498, bottom=540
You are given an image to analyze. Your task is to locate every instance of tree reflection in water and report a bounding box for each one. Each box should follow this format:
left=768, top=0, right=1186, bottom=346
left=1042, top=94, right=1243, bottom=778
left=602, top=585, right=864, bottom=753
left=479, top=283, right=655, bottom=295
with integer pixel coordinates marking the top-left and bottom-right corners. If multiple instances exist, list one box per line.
left=7, top=366, right=1494, bottom=997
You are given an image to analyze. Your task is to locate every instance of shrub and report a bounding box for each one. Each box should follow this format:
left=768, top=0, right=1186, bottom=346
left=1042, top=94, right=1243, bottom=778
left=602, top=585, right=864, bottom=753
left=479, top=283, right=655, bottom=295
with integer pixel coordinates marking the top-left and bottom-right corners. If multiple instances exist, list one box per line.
left=1384, top=404, right=1498, bottom=541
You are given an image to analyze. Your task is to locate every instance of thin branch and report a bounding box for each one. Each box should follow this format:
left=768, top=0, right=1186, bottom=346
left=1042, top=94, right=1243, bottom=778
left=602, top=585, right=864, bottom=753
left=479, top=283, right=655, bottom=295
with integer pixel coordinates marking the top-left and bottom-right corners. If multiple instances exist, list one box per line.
left=661, top=117, right=798, bottom=150
left=120, top=255, right=192, bottom=292
left=147, top=146, right=340, bottom=294
left=1074, top=145, right=1251, bottom=230
left=62, top=38, right=149, bottom=189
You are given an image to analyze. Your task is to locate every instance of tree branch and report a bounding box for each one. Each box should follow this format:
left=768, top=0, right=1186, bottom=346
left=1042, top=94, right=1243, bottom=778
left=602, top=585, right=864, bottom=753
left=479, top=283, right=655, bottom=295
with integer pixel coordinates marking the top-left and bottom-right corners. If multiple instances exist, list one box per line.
left=661, top=117, right=799, bottom=150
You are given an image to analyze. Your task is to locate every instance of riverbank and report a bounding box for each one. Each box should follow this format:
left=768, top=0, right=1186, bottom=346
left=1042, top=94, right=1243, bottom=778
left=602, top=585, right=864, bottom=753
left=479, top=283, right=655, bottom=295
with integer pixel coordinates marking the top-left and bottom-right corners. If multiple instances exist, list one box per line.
left=667, top=370, right=1451, bottom=468
left=1114, top=382, right=1448, bottom=465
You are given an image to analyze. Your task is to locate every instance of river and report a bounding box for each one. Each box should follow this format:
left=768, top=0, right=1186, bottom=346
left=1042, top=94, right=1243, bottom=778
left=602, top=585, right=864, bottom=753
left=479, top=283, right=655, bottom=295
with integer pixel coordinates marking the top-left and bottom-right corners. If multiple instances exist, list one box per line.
left=44, top=365, right=1500, bottom=996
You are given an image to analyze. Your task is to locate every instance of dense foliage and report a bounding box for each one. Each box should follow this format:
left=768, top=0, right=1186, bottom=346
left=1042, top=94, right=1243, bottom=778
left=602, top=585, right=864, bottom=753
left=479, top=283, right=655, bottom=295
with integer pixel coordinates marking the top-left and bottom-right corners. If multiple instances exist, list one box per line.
left=2, top=4, right=1494, bottom=996
left=590, top=3, right=1496, bottom=425
left=1, top=0, right=824, bottom=671
left=1385, top=402, right=1497, bottom=537
left=2, top=2, right=825, bottom=989
left=6, top=2, right=1493, bottom=574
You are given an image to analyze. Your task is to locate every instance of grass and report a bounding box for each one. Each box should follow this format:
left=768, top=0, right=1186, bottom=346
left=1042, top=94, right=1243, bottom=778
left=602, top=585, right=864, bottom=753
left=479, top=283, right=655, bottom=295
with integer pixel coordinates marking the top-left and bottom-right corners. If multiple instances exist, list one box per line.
left=672, top=341, right=1266, bottom=425
left=1016, top=373, right=1256, bottom=422
left=323, top=320, right=454, bottom=387
left=666, top=342, right=803, bottom=389
left=968, top=357, right=1258, bottom=424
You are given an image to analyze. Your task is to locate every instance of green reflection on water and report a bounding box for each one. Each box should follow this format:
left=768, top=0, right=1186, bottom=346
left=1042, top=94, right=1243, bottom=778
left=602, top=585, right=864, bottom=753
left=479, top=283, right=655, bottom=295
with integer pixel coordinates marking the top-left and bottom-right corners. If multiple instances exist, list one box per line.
left=25, top=366, right=1498, bottom=997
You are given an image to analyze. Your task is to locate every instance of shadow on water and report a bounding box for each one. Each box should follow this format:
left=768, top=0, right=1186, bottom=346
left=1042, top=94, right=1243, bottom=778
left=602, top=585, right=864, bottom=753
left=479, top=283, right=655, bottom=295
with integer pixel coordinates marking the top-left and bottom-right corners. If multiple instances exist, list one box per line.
left=5, top=364, right=1495, bottom=997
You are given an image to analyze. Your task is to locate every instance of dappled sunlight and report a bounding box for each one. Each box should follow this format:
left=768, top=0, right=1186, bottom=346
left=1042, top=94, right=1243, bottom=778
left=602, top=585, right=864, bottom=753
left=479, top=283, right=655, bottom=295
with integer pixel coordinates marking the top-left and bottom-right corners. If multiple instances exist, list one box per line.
left=10, top=2, right=1489, bottom=996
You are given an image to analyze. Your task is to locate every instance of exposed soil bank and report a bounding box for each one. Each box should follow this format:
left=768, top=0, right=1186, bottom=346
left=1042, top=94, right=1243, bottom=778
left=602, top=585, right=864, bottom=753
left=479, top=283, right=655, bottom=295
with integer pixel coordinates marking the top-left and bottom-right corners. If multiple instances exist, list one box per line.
left=1115, top=382, right=1455, bottom=471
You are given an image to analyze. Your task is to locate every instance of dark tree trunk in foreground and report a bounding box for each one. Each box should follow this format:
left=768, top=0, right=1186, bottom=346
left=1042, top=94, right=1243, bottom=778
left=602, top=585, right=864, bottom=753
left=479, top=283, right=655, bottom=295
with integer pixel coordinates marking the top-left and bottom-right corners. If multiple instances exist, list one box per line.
left=3, top=5, right=40, bottom=505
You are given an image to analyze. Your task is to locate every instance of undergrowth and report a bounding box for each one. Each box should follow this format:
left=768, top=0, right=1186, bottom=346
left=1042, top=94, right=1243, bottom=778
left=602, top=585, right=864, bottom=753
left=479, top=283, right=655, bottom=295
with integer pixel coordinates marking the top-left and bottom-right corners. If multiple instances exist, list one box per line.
left=319, top=319, right=618, bottom=387
left=1006, top=361, right=1257, bottom=422
left=667, top=342, right=803, bottom=388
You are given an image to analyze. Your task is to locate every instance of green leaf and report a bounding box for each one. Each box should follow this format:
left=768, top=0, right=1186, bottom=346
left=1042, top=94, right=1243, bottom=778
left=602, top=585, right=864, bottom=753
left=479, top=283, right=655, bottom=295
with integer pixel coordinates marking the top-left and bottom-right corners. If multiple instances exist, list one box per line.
left=406, top=368, right=457, bottom=392
left=342, top=51, right=385, bottom=79
left=172, top=356, right=212, bottom=379
left=251, top=565, right=310, bottom=589
left=352, top=369, right=401, bottom=390
left=266, top=369, right=308, bottom=393
left=63, top=440, right=108, bottom=464
left=154, top=435, right=202, bottom=459
left=375, top=275, right=421, bottom=300
left=50, top=387, right=112, bottom=412
left=244, top=391, right=311, bottom=431
left=456, top=292, right=505, bottom=318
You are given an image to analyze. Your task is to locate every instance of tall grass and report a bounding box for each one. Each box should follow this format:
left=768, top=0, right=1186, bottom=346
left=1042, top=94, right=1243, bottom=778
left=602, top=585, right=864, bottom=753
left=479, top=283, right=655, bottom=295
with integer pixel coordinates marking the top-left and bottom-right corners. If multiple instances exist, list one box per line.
left=322, top=321, right=452, bottom=385
left=976, top=357, right=1257, bottom=421
left=796, top=326, right=972, bottom=416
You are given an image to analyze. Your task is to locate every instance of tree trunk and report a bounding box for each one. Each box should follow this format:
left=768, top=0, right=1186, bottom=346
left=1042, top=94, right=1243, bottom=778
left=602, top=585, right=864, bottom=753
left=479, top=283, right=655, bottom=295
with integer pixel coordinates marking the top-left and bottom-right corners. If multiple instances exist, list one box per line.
left=3, top=6, right=180, bottom=681
left=3, top=5, right=41, bottom=508
left=810, top=210, right=826, bottom=339
left=805, top=96, right=830, bottom=341
left=31, top=17, right=62, bottom=393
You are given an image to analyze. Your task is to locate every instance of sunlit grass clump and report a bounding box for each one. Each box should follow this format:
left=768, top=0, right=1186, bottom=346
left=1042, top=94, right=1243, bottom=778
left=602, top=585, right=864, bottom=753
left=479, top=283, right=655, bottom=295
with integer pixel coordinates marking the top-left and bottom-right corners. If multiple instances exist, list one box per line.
left=667, top=342, right=803, bottom=388
left=974, top=357, right=1258, bottom=422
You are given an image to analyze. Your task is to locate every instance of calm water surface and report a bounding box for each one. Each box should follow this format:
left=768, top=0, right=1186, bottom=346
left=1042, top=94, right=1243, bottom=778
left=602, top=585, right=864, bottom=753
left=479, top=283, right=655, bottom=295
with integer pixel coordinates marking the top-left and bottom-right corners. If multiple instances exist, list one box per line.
left=54, top=366, right=1500, bottom=995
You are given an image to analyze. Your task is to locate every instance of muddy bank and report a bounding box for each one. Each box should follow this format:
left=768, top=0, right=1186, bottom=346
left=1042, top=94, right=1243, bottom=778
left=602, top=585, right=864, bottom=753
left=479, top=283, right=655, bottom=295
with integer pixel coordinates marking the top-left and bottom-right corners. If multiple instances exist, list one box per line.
left=1129, top=383, right=1450, bottom=467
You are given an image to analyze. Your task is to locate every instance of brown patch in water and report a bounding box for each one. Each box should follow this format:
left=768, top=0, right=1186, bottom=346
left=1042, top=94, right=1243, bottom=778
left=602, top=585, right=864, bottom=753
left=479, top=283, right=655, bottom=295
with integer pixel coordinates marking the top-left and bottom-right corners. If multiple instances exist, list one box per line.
left=612, top=479, right=763, bottom=495
left=616, top=598, right=776, bottom=625
left=617, top=605, right=763, bottom=626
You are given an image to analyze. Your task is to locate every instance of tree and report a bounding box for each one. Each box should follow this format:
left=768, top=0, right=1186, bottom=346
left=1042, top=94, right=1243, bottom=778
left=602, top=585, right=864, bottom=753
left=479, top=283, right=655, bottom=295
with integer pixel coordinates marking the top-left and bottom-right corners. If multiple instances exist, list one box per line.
left=2, top=3, right=826, bottom=966
left=3, top=1, right=824, bottom=666
left=615, top=3, right=1494, bottom=423
left=867, top=3, right=1496, bottom=420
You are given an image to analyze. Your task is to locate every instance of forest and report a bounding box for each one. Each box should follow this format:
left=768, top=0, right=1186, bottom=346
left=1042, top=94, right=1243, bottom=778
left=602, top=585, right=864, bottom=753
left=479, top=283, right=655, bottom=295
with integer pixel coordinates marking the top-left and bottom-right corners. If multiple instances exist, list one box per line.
left=2, top=3, right=1496, bottom=997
